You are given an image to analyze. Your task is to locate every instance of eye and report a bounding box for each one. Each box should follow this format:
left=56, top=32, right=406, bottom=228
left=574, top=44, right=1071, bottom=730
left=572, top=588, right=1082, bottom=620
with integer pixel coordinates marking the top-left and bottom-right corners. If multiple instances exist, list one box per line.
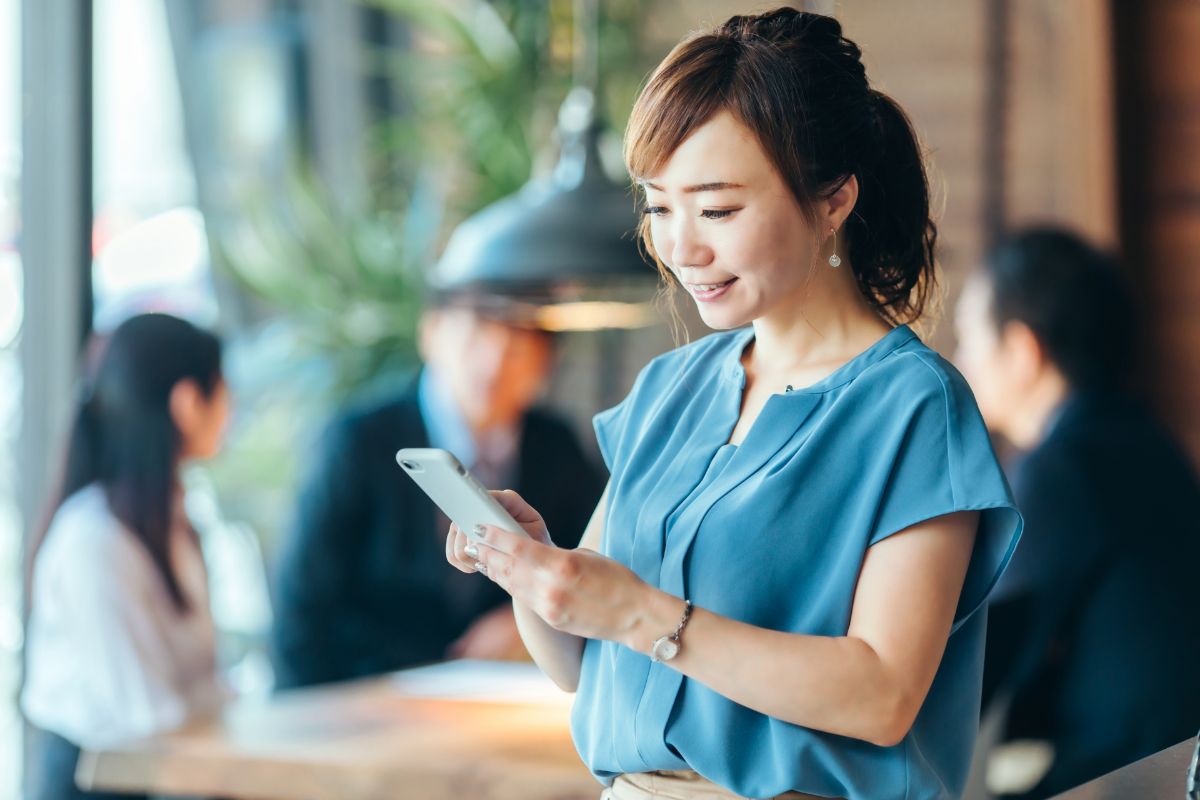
left=642, top=205, right=668, bottom=217
left=701, top=208, right=739, bottom=219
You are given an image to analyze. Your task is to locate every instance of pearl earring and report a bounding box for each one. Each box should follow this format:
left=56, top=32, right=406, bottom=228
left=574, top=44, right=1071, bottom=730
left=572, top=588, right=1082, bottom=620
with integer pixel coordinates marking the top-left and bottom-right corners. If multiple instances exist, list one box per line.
left=828, top=226, right=842, bottom=268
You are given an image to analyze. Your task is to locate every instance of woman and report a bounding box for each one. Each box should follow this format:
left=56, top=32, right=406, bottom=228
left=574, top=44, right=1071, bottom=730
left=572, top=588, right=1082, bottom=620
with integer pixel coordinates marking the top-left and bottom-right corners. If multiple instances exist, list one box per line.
left=22, top=313, right=230, bottom=800
left=446, top=9, right=1023, bottom=800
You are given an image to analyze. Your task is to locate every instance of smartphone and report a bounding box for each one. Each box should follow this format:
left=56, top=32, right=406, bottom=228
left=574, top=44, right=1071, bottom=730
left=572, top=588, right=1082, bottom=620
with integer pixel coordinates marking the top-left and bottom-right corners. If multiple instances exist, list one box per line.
left=395, top=447, right=528, bottom=544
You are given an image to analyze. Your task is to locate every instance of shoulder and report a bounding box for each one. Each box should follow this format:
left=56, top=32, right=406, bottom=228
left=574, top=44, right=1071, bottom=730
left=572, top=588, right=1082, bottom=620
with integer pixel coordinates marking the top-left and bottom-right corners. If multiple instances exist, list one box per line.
left=1019, top=392, right=1196, bottom=506
left=1009, top=439, right=1083, bottom=520
left=523, top=407, right=600, bottom=471
left=36, top=485, right=148, bottom=590
left=320, top=387, right=419, bottom=452
left=523, top=406, right=585, bottom=444
left=865, top=337, right=972, bottom=403
left=44, top=485, right=128, bottom=554
left=850, top=336, right=1004, bottom=486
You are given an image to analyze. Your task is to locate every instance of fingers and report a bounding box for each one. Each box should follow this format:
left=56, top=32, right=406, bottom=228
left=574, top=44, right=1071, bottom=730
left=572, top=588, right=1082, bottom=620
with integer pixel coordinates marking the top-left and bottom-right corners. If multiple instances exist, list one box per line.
left=474, top=545, right=515, bottom=593
left=476, top=523, right=533, bottom=557
left=445, top=522, right=486, bottom=575
left=489, top=489, right=543, bottom=524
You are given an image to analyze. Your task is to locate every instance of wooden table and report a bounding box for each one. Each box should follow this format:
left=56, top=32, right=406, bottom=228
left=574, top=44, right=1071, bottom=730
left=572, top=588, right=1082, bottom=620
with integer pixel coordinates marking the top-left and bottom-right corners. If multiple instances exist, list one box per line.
left=76, top=660, right=602, bottom=800
left=1050, top=737, right=1197, bottom=799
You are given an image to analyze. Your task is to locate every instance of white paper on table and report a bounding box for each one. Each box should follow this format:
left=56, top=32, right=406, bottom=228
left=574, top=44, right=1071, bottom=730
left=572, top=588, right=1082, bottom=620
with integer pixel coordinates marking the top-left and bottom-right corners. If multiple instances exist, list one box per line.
left=390, top=659, right=573, bottom=704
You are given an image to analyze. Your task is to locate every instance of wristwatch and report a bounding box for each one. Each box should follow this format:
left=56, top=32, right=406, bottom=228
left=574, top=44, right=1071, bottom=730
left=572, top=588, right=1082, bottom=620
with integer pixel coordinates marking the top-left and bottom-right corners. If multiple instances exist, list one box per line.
left=650, top=599, right=693, bottom=663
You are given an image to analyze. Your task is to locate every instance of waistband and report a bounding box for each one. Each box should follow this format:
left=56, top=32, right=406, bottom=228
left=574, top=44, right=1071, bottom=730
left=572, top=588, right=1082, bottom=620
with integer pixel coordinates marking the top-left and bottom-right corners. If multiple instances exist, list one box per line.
left=604, top=770, right=835, bottom=800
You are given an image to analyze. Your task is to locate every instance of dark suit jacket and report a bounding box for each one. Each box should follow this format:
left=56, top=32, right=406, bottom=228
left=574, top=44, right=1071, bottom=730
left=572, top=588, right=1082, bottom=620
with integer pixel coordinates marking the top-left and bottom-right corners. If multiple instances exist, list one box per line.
left=982, top=389, right=1200, bottom=798
left=269, top=367, right=607, bottom=689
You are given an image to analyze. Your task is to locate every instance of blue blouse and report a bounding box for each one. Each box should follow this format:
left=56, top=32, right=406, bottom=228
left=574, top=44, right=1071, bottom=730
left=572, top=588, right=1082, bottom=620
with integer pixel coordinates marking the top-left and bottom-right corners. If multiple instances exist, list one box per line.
left=570, top=323, right=1024, bottom=800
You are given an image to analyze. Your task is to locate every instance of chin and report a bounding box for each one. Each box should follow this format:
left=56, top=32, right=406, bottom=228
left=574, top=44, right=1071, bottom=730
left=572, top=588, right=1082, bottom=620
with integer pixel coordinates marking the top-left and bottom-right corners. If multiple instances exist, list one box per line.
left=693, top=305, right=752, bottom=331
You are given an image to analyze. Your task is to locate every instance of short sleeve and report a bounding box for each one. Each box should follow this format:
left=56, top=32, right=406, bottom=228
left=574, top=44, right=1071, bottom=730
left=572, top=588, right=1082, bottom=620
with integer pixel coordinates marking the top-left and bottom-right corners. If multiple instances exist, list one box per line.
left=867, top=354, right=1024, bottom=633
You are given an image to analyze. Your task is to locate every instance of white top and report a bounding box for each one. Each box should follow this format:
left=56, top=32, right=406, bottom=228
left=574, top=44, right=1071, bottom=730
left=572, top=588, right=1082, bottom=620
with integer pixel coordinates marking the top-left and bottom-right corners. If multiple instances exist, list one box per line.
left=21, top=483, right=227, bottom=748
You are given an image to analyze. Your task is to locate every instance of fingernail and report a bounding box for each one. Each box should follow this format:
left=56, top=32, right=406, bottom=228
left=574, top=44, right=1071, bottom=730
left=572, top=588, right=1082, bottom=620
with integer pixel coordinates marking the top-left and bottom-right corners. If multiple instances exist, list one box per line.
left=464, top=543, right=479, bottom=559
left=473, top=524, right=486, bottom=537
left=474, top=562, right=487, bottom=575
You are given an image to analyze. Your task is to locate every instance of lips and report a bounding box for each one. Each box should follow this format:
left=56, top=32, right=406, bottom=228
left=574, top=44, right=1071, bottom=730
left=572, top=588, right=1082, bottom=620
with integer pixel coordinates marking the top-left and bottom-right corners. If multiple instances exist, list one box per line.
left=686, top=278, right=737, bottom=291
left=686, top=277, right=738, bottom=302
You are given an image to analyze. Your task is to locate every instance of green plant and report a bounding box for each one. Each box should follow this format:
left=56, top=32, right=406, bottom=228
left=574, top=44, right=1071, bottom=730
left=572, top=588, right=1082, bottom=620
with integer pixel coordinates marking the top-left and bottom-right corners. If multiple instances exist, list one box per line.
left=365, top=0, right=649, bottom=217
left=216, top=1, right=650, bottom=398
left=214, top=164, right=430, bottom=397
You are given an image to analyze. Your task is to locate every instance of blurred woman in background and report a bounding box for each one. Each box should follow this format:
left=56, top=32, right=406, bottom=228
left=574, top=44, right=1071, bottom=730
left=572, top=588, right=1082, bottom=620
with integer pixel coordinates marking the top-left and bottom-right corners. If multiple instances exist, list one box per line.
left=21, top=313, right=230, bottom=800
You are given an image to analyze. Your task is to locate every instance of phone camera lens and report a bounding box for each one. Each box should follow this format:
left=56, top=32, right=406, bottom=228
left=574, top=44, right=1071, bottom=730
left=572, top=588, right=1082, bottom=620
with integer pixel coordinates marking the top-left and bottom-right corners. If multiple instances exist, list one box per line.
left=457, top=465, right=466, bottom=475
left=401, top=460, right=418, bottom=470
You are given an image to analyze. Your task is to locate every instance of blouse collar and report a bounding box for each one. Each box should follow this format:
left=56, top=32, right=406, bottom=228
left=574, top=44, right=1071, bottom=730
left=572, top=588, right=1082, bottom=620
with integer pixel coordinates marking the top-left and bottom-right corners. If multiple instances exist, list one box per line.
left=723, top=323, right=918, bottom=393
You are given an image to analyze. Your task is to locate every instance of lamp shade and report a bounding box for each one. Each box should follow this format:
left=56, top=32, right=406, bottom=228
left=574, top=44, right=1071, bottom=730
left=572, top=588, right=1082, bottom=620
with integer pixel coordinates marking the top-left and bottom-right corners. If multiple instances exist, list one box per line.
left=430, top=88, right=654, bottom=301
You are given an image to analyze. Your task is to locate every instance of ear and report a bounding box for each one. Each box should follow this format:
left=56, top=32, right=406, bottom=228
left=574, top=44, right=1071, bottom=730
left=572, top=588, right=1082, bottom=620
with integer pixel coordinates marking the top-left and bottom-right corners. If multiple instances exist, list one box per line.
left=999, top=320, right=1048, bottom=384
left=823, top=174, right=860, bottom=232
left=169, top=378, right=203, bottom=437
left=417, top=308, right=439, bottom=362
left=530, top=331, right=556, bottom=379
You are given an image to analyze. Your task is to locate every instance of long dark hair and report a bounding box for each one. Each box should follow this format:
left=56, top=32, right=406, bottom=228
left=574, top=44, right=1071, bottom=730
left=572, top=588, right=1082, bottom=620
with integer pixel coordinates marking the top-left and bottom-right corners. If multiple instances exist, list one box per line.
left=30, top=313, right=223, bottom=612
left=625, top=7, right=938, bottom=328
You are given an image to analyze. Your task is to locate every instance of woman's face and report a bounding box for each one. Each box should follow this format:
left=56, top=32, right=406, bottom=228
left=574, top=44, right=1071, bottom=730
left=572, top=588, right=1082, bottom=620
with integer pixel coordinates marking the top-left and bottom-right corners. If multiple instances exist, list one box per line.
left=173, top=376, right=231, bottom=461
left=640, top=109, right=819, bottom=330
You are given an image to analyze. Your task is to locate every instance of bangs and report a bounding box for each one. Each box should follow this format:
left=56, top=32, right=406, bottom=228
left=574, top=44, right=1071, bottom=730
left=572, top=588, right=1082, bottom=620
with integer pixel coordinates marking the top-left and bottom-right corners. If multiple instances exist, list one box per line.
left=623, top=35, right=741, bottom=181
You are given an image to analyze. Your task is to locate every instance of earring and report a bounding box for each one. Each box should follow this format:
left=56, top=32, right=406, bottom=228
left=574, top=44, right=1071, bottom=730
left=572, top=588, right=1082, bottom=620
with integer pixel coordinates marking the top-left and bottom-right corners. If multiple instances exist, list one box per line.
left=828, top=227, right=842, bottom=268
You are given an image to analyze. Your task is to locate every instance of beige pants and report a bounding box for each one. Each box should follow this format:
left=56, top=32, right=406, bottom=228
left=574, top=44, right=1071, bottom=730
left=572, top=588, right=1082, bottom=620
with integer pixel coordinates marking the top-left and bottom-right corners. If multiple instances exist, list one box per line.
left=598, top=769, right=835, bottom=800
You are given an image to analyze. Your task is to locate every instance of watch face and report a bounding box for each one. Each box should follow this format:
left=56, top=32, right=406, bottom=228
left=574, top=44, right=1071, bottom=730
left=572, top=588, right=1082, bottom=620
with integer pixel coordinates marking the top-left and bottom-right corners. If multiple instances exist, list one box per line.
left=653, top=637, right=680, bottom=661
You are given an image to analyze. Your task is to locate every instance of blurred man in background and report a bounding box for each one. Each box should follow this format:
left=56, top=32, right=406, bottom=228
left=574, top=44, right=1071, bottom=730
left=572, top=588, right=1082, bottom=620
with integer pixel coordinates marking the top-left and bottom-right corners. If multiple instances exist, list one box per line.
left=269, top=292, right=606, bottom=689
left=954, top=227, right=1200, bottom=798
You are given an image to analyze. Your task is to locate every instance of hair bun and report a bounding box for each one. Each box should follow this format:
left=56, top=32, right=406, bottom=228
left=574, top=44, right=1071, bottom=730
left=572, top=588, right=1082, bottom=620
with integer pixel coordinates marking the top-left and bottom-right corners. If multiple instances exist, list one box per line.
left=716, top=8, right=839, bottom=45
left=716, top=8, right=864, bottom=78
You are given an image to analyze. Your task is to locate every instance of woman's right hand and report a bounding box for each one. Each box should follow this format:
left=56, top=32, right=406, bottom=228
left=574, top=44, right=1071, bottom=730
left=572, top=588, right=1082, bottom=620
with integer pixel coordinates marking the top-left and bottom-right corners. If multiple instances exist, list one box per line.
left=445, top=489, right=554, bottom=574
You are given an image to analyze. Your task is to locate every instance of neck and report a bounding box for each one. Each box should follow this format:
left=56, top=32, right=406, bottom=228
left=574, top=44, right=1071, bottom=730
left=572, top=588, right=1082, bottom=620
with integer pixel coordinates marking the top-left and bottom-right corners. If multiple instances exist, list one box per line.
left=748, top=257, right=892, bottom=374
left=1006, top=369, right=1072, bottom=449
left=465, top=410, right=516, bottom=439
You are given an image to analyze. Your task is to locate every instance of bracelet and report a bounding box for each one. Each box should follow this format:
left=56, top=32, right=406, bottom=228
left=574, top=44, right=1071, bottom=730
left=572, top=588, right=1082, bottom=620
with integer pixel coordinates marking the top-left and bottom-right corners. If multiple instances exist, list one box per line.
left=650, top=598, right=693, bottom=663
left=673, top=599, right=694, bottom=641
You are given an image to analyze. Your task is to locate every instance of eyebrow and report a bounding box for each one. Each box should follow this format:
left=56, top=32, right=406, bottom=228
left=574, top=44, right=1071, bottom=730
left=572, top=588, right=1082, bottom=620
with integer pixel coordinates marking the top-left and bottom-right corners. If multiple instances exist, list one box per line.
left=636, top=180, right=746, bottom=194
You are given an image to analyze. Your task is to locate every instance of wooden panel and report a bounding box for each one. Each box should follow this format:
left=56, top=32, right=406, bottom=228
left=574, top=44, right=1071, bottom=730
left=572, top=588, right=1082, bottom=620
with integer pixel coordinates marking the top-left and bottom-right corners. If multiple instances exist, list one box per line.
left=1133, top=0, right=1200, bottom=471
left=838, top=0, right=988, bottom=349
left=1005, top=0, right=1117, bottom=245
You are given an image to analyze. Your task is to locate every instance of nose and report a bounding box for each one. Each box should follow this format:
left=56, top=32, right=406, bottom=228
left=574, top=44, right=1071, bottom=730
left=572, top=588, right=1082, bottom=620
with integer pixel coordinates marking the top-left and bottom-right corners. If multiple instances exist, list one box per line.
left=667, top=218, right=713, bottom=271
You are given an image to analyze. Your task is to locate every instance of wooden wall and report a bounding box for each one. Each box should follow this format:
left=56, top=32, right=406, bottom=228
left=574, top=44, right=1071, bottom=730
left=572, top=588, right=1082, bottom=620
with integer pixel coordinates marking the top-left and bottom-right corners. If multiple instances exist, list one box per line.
left=1114, top=0, right=1200, bottom=469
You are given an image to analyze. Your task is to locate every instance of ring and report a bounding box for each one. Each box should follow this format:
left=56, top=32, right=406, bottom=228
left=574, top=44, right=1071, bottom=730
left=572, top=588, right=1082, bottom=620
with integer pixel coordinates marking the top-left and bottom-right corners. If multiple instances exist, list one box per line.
left=474, top=562, right=487, bottom=575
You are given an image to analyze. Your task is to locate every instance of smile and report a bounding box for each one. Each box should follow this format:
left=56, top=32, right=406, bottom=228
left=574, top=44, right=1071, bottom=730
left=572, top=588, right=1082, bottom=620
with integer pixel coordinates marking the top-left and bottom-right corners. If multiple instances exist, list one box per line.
left=686, top=277, right=737, bottom=301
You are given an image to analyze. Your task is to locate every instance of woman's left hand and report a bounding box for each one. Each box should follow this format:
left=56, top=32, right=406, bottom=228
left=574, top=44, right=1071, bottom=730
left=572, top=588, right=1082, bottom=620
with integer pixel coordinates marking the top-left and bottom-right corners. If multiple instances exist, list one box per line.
left=469, top=522, right=654, bottom=647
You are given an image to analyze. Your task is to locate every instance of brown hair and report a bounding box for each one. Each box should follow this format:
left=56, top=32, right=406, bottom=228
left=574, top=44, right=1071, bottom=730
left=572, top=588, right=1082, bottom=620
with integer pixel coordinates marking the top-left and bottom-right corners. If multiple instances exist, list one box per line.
left=626, top=8, right=939, bottom=331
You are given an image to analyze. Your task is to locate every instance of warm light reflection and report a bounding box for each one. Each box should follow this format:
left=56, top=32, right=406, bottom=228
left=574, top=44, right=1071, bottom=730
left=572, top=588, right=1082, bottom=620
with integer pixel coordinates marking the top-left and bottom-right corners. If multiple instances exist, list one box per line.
left=534, top=300, right=658, bottom=332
